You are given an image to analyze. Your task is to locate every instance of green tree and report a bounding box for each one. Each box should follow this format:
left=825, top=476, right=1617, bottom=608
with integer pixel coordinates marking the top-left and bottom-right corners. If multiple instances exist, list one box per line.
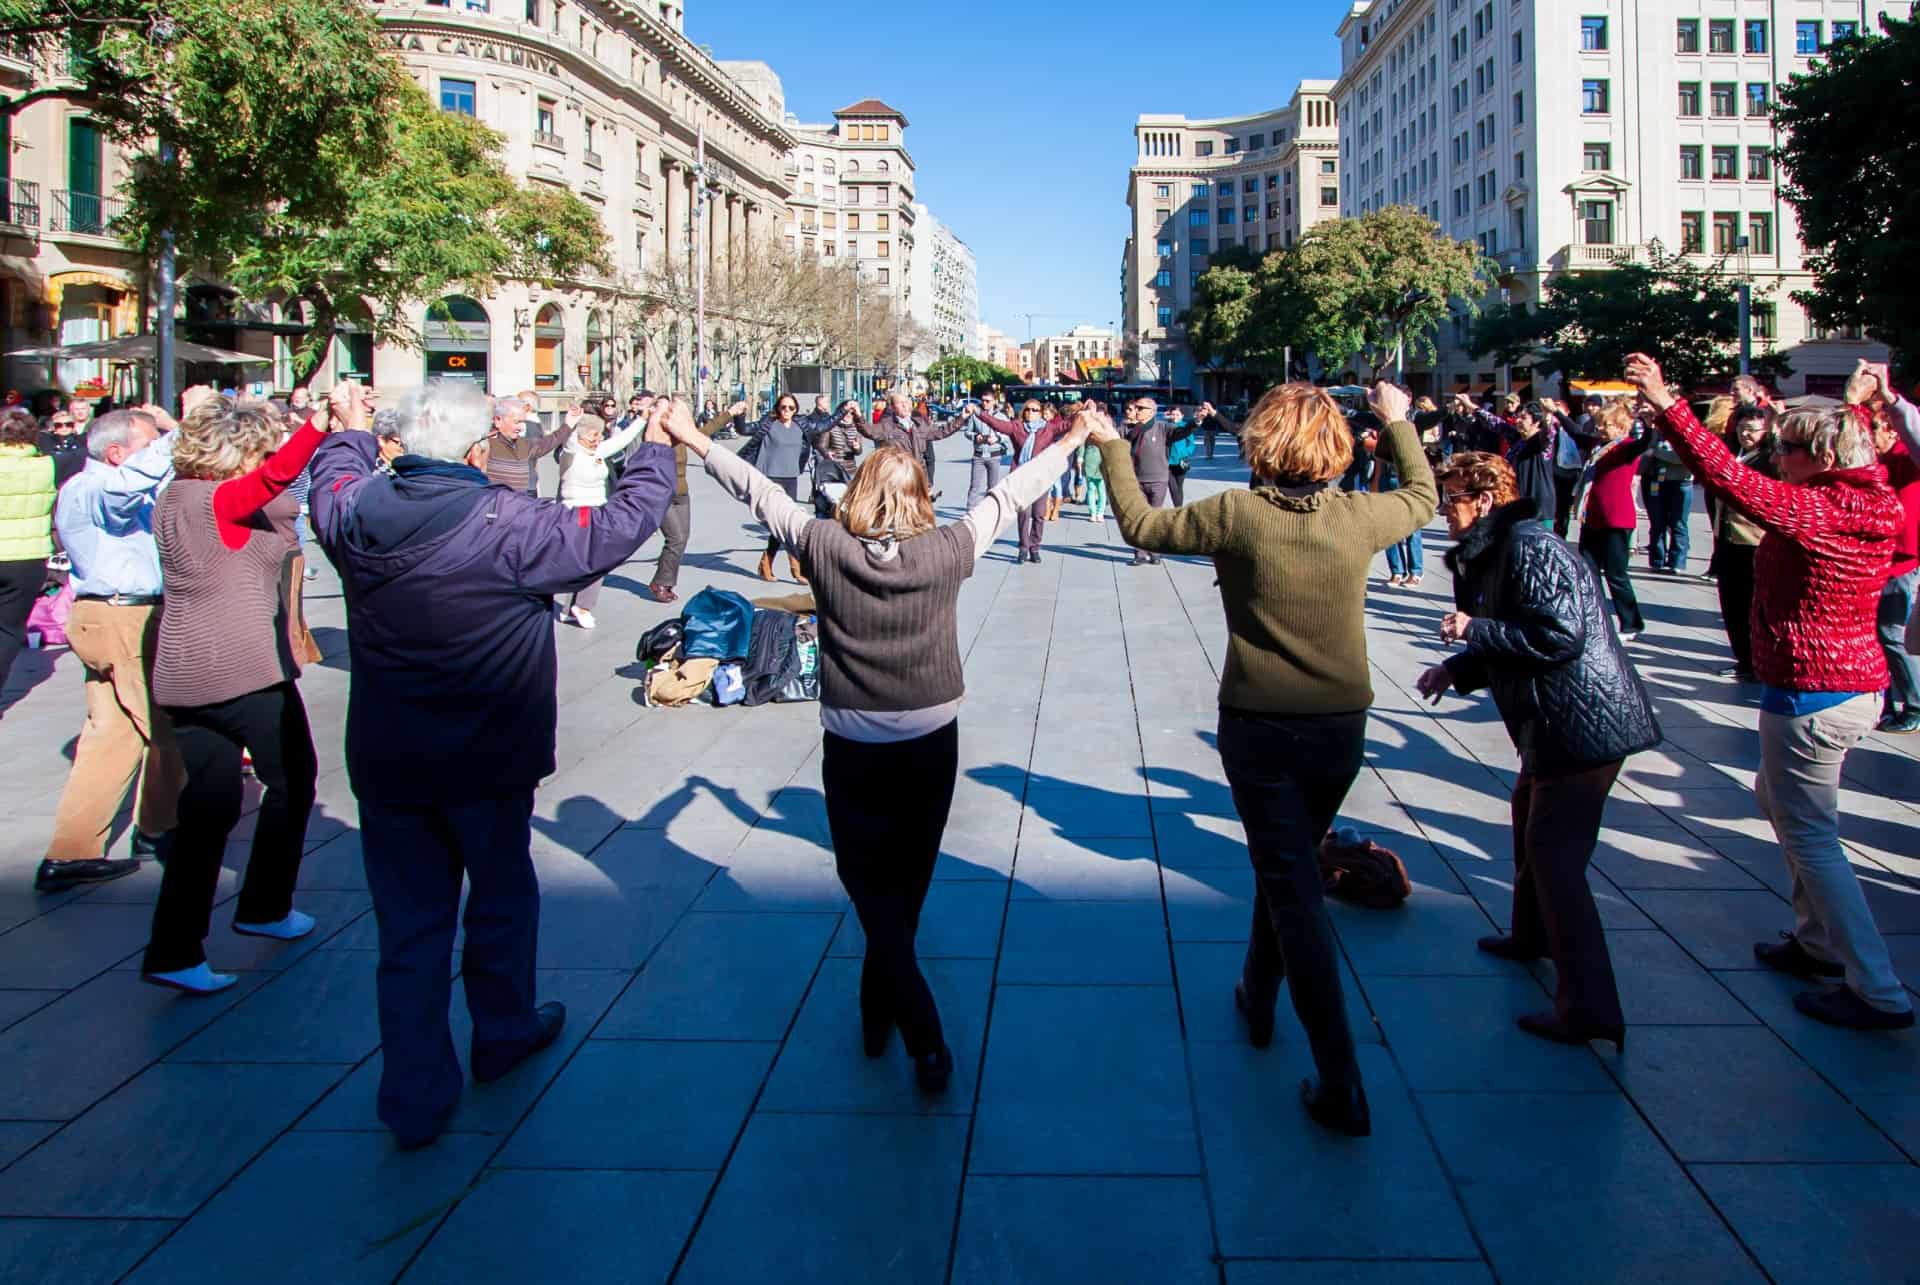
left=1773, top=11, right=1920, bottom=371
left=1287, top=206, right=1491, bottom=373
left=1181, top=245, right=1260, bottom=370
left=1469, top=241, right=1791, bottom=391
left=925, top=353, right=1019, bottom=394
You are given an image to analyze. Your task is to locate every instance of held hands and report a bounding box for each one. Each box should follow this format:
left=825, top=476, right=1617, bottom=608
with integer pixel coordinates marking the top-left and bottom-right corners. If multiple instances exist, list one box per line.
left=1857, top=359, right=1895, bottom=406
left=1197, top=401, right=1216, bottom=421
left=1415, top=664, right=1455, bottom=704
left=1368, top=381, right=1412, bottom=425
left=1623, top=354, right=1676, bottom=412
left=651, top=398, right=710, bottom=458
left=1439, top=611, right=1473, bottom=644
left=1076, top=402, right=1120, bottom=445
left=727, top=400, right=748, bottom=418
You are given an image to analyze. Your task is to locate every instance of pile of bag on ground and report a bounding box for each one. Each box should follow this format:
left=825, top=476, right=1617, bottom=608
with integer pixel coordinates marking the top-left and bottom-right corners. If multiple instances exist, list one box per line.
left=634, top=587, right=820, bottom=709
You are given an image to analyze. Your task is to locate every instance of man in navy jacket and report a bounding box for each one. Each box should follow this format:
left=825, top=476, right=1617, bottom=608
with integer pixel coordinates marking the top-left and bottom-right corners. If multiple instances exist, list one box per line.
left=310, top=382, right=677, bottom=1150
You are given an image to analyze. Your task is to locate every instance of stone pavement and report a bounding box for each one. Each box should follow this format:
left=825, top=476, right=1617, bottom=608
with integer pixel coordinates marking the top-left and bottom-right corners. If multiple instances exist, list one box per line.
left=0, top=436, right=1916, bottom=1284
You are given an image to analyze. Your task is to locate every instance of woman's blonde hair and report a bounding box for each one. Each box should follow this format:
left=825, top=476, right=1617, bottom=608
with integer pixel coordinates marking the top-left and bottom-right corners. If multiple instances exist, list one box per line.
left=1240, top=383, right=1353, bottom=485
left=1703, top=395, right=1736, bottom=439
left=836, top=445, right=936, bottom=540
left=172, top=398, right=285, bottom=481
left=1778, top=405, right=1875, bottom=470
left=1593, top=399, right=1635, bottom=438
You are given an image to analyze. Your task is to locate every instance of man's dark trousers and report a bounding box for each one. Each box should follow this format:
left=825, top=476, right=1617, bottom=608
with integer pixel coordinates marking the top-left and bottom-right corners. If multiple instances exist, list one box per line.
left=360, top=790, right=545, bottom=1139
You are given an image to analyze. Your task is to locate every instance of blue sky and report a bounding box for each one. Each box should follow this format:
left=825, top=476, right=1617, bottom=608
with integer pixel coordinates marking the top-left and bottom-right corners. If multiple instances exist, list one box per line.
left=700, top=0, right=1356, bottom=342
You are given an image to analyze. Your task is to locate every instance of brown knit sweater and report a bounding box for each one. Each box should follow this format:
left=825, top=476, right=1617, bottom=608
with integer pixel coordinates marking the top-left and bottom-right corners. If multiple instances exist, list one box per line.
left=153, top=480, right=301, bottom=708
left=795, top=519, right=973, bottom=711
left=1101, top=417, right=1436, bottom=714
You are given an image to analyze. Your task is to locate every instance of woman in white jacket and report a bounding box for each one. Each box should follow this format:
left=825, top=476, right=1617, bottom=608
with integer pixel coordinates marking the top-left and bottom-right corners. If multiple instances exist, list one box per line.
left=557, top=413, right=647, bottom=628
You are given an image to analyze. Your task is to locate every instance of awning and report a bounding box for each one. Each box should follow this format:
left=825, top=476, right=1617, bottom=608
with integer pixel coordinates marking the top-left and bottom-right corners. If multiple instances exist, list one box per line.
left=1568, top=379, right=1636, bottom=395
left=5, top=335, right=270, bottom=365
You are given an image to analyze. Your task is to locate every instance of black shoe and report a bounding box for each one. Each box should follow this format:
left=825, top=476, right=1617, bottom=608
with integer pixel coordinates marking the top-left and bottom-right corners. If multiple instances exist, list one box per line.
left=1476, top=934, right=1546, bottom=963
left=1876, top=710, right=1920, bottom=735
left=131, top=830, right=174, bottom=864
left=862, top=1007, right=893, bottom=1059
left=914, top=1044, right=954, bottom=1094
left=391, top=1101, right=457, bottom=1152
left=1792, top=985, right=1916, bottom=1030
left=1299, top=1077, right=1371, bottom=1137
left=471, top=1001, right=566, bottom=1084
left=1754, top=932, right=1845, bottom=981
left=34, top=858, right=140, bottom=893
left=1234, top=982, right=1274, bottom=1049
left=1030, top=550, right=1041, bottom=564
left=1516, top=1010, right=1625, bottom=1053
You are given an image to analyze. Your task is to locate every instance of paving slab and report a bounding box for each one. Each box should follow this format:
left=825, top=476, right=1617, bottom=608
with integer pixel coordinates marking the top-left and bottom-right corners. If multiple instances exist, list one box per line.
left=1692, top=1162, right=1920, bottom=1285
left=830, top=880, right=1006, bottom=958
left=600, top=911, right=837, bottom=1040
left=996, top=898, right=1172, bottom=986
left=1225, top=1266, right=1493, bottom=1285
left=1714, top=969, right=1920, bottom=1097
left=1173, top=938, right=1382, bottom=1046
left=951, top=1176, right=1216, bottom=1285
left=167, top=948, right=382, bottom=1064
left=0, top=1218, right=176, bottom=1285
left=1366, top=973, right=1617, bottom=1090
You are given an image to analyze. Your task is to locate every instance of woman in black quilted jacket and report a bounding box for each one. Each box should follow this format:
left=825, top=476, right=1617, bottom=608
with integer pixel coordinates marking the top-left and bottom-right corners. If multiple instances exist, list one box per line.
left=1416, top=451, right=1661, bottom=1053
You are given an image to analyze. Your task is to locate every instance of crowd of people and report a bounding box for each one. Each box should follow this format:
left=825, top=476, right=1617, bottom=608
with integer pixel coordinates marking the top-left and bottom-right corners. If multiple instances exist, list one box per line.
left=4, top=345, right=1916, bottom=1152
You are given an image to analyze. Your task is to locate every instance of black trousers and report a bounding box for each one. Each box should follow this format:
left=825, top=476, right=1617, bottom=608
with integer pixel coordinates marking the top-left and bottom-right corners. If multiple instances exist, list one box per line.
left=822, top=720, right=957, bottom=1058
left=144, top=682, right=317, bottom=973
left=763, top=475, right=804, bottom=559
left=360, top=790, right=544, bottom=1138
left=1168, top=469, right=1187, bottom=507
left=653, top=492, right=691, bottom=589
left=1715, top=542, right=1757, bottom=672
left=1219, top=707, right=1366, bottom=1089
left=0, top=557, right=44, bottom=693
left=1551, top=472, right=1580, bottom=537
left=1131, top=480, right=1169, bottom=563
left=1509, top=762, right=1625, bottom=1030
left=1578, top=525, right=1645, bottom=633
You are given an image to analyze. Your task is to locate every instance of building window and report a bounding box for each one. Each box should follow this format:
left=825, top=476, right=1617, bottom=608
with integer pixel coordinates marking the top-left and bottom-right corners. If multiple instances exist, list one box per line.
left=1678, top=82, right=1701, bottom=116
left=876, top=240, right=889, bottom=258
left=1224, top=138, right=1240, bottom=154
left=1711, top=145, right=1738, bottom=180
left=1679, top=144, right=1703, bottom=179
left=439, top=79, right=478, bottom=117
left=1745, top=83, right=1770, bottom=116
left=1583, top=142, right=1610, bottom=171
left=1219, top=207, right=1236, bottom=225
left=1189, top=209, right=1209, bottom=227
left=1195, top=141, right=1214, bottom=157
left=1710, top=83, right=1736, bottom=117
left=1217, top=181, right=1233, bottom=197
left=1512, top=31, right=1523, bottom=63
left=1680, top=211, right=1704, bottom=253
left=1752, top=303, right=1775, bottom=340
left=1712, top=212, right=1739, bottom=254
left=1191, top=182, right=1209, bottom=198
left=1581, top=80, right=1609, bottom=114
left=1512, top=91, right=1524, bottom=125
left=1709, top=19, right=1734, bottom=53
left=1154, top=268, right=1172, bottom=288
left=1248, top=133, right=1265, bottom=149
left=1748, top=212, right=1773, bottom=254
left=1796, top=21, right=1822, bottom=55
left=1190, top=237, right=1208, bottom=255
left=876, top=213, right=889, bottom=230
left=1582, top=199, right=1614, bottom=245
left=1320, top=159, right=1336, bottom=175
left=1154, top=183, right=1170, bottom=198
left=1677, top=18, right=1699, bottom=53
left=1157, top=305, right=1173, bottom=327
left=876, top=267, right=889, bottom=284
left=1580, top=16, right=1607, bottom=51
left=846, top=213, right=860, bottom=231
left=1747, top=148, right=1772, bottom=181
left=1833, top=21, right=1858, bottom=42
left=1744, top=20, right=1767, bottom=55
left=535, top=97, right=558, bottom=144
left=1154, top=207, right=1170, bottom=224
left=1156, top=238, right=1172, bottom=257
left=1243, top=178, right=1258, bottom=194
left=1320, top=186, right=1338, bottom=206
left=842, top=186, right=857, bottom=203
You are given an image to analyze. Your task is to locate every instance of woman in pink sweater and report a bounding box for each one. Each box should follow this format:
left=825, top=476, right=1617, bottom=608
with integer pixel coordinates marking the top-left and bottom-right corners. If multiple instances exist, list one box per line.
left=1572, top=399, right=1652, bottom=639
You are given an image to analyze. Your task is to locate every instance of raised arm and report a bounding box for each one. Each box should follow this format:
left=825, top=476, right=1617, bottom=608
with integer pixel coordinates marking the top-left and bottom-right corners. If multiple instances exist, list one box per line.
left=307, top=430, right=381, bottom=551
left=526, top=419, right=576, bottom=461
left=673, top=403, right=811, bottom=548
left=1352, top=384, right=1438, bottom=551
left=595, top=416, right=648, bottom=460
left=211, top=420, right=326, bottom=547
left=89, top=429, right=177, bottom=501
left=925, top=414, right=965, bottom=443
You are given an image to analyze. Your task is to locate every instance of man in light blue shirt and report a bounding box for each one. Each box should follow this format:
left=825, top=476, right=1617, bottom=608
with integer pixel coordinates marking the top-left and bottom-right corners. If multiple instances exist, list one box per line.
left=36, top=409, right=183, bottom=893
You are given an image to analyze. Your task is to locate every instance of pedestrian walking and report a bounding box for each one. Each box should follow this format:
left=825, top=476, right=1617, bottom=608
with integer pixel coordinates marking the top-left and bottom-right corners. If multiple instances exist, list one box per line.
left=1627, top=352, right=1913, bottom=1030
left=1418, top=450, right=1661, bottom=1052
left=665, top=401, right=1094, bottom=1094
left=141, top=393, right=330, bottom=995
left=35, top=408, right=184, bottom=892
left=309, top=384, right=677, bottom=1150
left=1849, top=362, right=1920, bottom=733
left=1081, top=435, right=1108, bottom=523
left=1120, top=395, right=1173, bottom=565
left=1091, top=382, right=1436, bottom=1137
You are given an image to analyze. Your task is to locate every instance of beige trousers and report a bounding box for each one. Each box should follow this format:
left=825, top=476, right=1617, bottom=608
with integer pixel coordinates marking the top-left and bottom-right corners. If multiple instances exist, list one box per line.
left=43, top=600, right=184, bottom=862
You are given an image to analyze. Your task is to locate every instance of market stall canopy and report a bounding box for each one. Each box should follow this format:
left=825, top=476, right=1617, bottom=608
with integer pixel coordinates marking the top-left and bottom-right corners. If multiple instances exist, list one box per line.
left=1567, top=379, right=1637, bottom=396
left=4, top=335, right=270, bottom=365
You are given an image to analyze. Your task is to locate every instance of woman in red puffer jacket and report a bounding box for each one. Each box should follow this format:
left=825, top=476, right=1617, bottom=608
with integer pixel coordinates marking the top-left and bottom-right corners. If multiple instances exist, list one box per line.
left=1625, top=352, right=1913, bottom=1034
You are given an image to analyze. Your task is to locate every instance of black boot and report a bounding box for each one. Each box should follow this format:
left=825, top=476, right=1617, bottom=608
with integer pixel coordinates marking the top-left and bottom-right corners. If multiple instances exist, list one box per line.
left=1300, top=1077, right=1371, bottom=1137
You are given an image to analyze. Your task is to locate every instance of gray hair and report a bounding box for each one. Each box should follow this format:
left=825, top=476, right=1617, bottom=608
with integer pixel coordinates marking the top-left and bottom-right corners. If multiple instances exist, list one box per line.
left=400, top=380, right=491, bottom=463
left=491, top=395, right=527, bottom=423
left=371, top=408, right=403, bottom=440
left=86, top=409, right=147, bottom=461
left=1778, top=406, right=1875, bottom=471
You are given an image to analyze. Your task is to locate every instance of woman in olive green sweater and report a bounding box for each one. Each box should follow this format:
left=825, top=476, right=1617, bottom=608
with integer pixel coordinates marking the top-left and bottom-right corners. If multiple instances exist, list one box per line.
left=0, top=407, right=55, bottom=692
left=1089, top=382, right=1435, bottom=1138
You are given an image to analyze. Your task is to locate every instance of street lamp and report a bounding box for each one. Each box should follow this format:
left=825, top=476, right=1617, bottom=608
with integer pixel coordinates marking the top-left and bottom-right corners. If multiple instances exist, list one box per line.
left=1734, top=235, right=1752, bottom=377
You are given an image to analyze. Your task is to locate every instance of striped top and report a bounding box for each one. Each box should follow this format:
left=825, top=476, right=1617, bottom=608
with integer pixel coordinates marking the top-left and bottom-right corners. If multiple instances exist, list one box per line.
left=152, top=479, right=301, bottom=708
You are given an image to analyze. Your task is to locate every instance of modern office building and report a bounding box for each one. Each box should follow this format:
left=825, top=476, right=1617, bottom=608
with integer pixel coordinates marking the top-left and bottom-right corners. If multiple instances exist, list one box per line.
left=1120, top=83, right=1342, bottom=390
left=908, top=203, right=979, bottom=365
left=1330, top=0, right=1895, bottom=396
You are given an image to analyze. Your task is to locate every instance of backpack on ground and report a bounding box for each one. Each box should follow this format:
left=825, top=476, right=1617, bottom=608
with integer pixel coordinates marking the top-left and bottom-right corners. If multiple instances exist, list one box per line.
left=1317, top=829, right=1411, bottom=909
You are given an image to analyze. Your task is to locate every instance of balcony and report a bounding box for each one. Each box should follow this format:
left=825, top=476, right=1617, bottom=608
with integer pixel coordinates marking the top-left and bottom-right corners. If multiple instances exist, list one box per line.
left=0, top=179, right=40, bottom=229
left=533, top=130, right=565, bottom=153
left=1491, top=247, right=1529, bottom=273
left=50, top=190, right=124, bottom=239
left=1562, top=242, right=1639, bottom=268
left=583, top=149, right=604, bottom=170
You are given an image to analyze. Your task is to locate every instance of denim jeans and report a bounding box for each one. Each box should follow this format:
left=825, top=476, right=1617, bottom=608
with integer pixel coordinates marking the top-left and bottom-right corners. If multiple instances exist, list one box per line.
left=1646, top=480, right=1693, bottom=571
left=1756, top=693, right=1910, bottom=1013
left=1385, top=530, right=1424, bottom=578
left=1877, top=568, right=1920, bottom=714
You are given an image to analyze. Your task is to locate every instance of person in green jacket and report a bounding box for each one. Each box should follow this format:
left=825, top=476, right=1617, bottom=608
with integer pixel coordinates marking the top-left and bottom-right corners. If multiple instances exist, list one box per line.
left=0, top=406, right=55, bottom=691
left=1080, top=437, right=1107, bottom=522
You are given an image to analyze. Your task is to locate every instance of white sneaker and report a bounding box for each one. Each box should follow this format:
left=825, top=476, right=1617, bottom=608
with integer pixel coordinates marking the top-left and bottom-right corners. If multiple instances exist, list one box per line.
left=233, top=909, right=317, bottom=941
left=143, top=962, right=238, bottom=995
left=571, top=607, right=597, bottom=630
left=1619, top=629, right=1643, bottom=642
left=556, top=605, right=573, bottom=624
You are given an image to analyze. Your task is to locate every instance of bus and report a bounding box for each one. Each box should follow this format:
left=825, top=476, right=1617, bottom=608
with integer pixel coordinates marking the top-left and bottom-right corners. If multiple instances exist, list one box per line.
left=996, top=383, right=1197, bottom=414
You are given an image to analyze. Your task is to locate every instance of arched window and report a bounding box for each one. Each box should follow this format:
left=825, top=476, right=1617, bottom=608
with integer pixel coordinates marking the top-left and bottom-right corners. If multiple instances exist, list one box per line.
left=821, top=159, right=836, bottom=177
left=533, top=303, right=566, bottom=389
left=803, top=155, right=814, bottom=171
left=877, top=160, right=889, bottom=172
left=586, top=311, right=610, bottom=390
left=844, top=159, right=859, bottom=173
left=425, top=294, right=492, bottom=387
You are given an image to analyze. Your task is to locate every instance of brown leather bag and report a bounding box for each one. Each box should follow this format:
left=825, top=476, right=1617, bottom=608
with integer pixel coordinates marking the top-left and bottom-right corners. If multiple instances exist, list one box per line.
left=1318, top=833, right=1412, bottom=909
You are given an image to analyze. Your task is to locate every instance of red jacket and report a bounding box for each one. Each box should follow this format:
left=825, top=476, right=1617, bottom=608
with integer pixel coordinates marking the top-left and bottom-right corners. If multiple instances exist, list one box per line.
left=977, top=410, right=1071, bottom=459
left=1879, top=439, right=1920, bottom=578
left=1658, top=401, right=1899, bottom=694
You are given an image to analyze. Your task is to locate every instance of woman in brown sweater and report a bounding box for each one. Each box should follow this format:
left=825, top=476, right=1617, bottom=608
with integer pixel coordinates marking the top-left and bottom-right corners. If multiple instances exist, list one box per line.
left=1090, top=382, right=1436, bottom=1138
left=664, top=399, right=1093, bottom=1094
left=142, top=394, right=333, bottom=994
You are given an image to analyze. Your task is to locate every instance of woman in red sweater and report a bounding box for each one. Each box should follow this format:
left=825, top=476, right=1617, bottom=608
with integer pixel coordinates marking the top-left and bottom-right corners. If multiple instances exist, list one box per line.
left=142, top=393, right=334, bottom=995
left=1571, top=400, right=1650, bottom=639
left=1625, top=353, right=1913, bottom=1031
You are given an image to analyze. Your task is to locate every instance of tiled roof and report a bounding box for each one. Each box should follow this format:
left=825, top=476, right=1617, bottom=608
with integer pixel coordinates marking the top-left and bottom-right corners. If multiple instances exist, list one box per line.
left=835, top=99, right=907, bottom=124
